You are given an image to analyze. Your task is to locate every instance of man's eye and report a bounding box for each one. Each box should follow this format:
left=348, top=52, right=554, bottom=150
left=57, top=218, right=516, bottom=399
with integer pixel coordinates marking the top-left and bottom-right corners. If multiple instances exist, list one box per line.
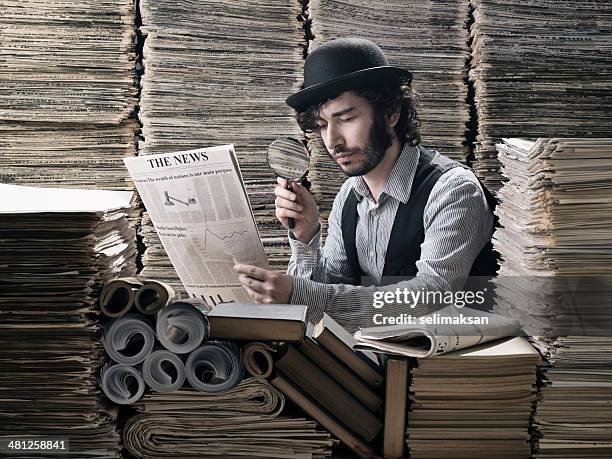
left=340, top=117, right=354, bottom=122
left=317, top=124, right=327, bottom=130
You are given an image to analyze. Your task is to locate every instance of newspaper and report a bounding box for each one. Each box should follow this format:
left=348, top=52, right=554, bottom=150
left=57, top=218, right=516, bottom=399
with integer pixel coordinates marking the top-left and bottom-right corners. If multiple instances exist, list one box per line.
left=0, top=183, right=133, bottom=213
left=124, top=145, right=269, bottom=305
left=353, top=306, right=521, bottom=358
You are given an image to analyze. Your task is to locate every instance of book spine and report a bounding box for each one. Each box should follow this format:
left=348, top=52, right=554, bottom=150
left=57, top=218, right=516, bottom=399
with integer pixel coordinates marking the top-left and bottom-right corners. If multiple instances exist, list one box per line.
left=383, top=357, right=409, bottom=459
left=270, top=375, right=379, bottom=459
left=318, top=332, right=383, bottom=387
left=299, top=339, right=383, bottom=413
left=276, top=345, right=382, bottom=442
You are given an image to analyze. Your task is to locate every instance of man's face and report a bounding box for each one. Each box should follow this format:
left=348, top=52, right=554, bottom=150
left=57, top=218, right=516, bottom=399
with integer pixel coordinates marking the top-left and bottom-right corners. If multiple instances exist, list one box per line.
left=316, top=91, right=393, bottom=177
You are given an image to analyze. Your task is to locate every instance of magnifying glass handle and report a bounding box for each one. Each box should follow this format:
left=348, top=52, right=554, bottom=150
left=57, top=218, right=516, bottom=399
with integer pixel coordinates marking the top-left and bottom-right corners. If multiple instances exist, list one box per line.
left=286, top=180, right=295, bottom=230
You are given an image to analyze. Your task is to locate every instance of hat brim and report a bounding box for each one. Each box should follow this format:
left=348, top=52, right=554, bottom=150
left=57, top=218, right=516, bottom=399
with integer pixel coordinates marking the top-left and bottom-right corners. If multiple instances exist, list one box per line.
left=286, top=66, right=412, bottom=112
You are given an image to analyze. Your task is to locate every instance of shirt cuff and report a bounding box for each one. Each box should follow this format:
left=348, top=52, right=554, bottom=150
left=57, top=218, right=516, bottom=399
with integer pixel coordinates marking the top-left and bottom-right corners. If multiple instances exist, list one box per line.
left=288, top=225, right=322, bottom=253
left=290, top=276, right=327, bottom=323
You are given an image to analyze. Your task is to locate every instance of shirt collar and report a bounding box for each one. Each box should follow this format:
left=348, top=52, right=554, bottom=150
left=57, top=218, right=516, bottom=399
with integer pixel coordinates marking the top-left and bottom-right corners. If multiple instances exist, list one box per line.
left=351, top=143, right=420, bottom=205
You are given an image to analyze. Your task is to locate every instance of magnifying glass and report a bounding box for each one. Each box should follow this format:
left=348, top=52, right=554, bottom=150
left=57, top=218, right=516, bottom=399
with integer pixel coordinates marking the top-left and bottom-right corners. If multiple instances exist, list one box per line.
left=266, top=137, right=310, bottom=230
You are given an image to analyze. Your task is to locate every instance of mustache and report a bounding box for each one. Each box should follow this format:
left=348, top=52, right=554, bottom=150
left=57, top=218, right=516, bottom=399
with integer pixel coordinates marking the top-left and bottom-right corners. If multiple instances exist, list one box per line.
left=332, top=146, right=358, bottom=157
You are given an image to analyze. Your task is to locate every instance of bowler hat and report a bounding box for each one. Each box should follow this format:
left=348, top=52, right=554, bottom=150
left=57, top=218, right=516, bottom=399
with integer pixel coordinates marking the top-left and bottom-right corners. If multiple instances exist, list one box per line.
left=286, top=38, right=412, bottom=112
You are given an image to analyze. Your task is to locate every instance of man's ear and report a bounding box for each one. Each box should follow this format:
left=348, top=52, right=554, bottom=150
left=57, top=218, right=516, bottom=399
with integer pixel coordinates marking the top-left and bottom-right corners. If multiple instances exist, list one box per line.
left=387, top=108, right=400, bottom=128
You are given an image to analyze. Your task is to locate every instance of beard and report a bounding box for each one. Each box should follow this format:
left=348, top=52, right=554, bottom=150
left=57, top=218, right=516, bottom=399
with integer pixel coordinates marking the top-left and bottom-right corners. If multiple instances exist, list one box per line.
left=327, top=113, right=393, bottom=177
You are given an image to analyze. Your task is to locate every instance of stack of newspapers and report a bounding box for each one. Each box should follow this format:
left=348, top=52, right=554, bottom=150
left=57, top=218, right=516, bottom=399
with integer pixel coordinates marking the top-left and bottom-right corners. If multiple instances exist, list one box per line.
left=492, top=138, right=612, bottom=458
left=0, top=0, right=137, bottom=190
left=469, top=0, right=612, bottom=191
left=305, top=0, right=471, bottom=237
left=0, top=184, right=137, bottom=458
left=493, top=138, right=612, bottom=334
left=137, top=0, right=305, bottom=283
left=124, top=378, right=335, bottom=459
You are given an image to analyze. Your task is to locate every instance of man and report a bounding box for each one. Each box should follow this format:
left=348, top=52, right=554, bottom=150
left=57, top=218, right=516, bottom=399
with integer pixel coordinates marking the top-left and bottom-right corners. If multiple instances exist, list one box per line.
left=234, top=38, right=495, bottom=332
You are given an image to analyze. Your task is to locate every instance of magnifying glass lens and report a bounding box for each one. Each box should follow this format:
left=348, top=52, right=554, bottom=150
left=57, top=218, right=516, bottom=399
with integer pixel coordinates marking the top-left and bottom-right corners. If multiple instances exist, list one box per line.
left=266, top=137, right=310, bottom=230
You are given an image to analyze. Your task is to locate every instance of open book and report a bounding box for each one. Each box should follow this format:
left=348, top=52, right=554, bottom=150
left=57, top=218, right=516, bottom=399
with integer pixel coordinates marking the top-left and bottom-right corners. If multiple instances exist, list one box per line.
left=353, top=306, right=521, bottom=358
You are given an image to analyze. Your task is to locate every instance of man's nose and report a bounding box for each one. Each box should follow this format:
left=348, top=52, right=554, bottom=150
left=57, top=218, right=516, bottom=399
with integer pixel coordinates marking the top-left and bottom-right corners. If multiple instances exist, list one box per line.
left=323, top=122, right=343, bottom=153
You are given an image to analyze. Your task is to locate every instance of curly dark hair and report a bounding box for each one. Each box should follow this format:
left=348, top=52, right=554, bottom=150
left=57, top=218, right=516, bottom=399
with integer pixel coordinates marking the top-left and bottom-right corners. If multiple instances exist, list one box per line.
left=295, top=82, right=421, bottom=146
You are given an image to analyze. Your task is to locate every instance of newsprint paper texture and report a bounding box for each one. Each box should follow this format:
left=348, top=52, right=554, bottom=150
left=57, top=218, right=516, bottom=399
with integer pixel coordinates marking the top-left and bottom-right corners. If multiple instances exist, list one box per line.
left=124, top=145, right=269, bottom=305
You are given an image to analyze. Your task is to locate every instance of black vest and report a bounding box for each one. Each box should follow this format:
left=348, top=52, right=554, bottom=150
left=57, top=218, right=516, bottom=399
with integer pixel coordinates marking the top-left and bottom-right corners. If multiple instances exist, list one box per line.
left=341, top=147, right=498, bottom=286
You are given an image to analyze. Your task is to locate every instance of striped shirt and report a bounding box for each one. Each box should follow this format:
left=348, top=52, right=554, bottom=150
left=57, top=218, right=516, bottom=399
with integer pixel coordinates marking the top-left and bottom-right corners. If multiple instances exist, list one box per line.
left=287, top=143, right=494, bottom=333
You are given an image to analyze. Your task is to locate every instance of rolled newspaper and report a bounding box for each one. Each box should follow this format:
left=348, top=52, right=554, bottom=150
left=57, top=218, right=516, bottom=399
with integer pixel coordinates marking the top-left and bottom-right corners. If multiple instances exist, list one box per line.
left=185, top=341, right=244, bottom=393
left=100, top=363, right=146, bottom=405
left=103, top=314, right=156, bottom=365
left=99, top=277, right=143, bottom=318
left=135, top=279, right=177, bottom=315
left=142, top=349, right=186, bottom=393
left=243, top=342, right=277, bottom=379
left=156, top=301, right=209, bottom=354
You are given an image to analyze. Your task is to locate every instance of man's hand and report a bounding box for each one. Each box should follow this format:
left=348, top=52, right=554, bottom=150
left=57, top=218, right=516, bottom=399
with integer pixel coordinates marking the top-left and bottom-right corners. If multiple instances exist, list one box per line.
left=234, top=263, right=294, bottom=304
left=274, top=177, right=320, bottom=243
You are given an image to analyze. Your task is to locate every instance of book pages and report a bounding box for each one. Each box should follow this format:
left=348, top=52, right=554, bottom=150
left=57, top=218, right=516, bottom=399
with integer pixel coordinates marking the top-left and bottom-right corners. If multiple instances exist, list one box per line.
left=407, top=337, right=540, bottom=459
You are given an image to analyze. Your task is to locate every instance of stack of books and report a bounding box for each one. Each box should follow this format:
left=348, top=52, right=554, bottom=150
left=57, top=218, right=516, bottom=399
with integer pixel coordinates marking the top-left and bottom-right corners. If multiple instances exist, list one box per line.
left=212, top=306, right=384, bottom=459
left=406, top=337, right=541, bottom=459
left=353, top=306, right=536, bottom=458
left=0, top=184, right=137, bottom=458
